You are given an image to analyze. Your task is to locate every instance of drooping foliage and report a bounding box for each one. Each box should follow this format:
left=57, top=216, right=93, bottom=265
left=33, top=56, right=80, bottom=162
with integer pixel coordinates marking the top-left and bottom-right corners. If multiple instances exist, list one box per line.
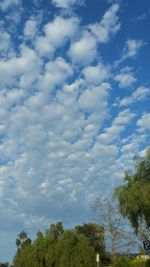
left=13, top=222, right=105, bottom=267
left=115, top=148, right=150, bottom=233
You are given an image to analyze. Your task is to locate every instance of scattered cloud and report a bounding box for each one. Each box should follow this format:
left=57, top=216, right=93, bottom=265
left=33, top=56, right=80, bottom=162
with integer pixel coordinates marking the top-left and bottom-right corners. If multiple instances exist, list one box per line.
left=97, top=109, right=136, bottom=144
left=0, top=30, right=11, bottom=56
left=123, top=39, right=144, bottom=58
left=44, top=16, right=79, bottom=47
left=0, top=45, right=41, bottom=88
left=137, top=113, right=150, bottom=131
left=0, top=0, right=149, bottom=261
left=82, top=63, right=110, bottom=85
left=114, top=67, right=136, bottom=88
left=89, top=3, right=121, bottom=43
left=0, top=0, right=21, bottom=11
left=131, top=10, right=150, bottom=22
left=115, top=39, right=145, bottom=66
left=119, top=86, right=150, bottom=106
left=52, top=0, right=85, bottom=9
left=78, top=82, right=111, bottom=113
left=68, top=31, right=97, bottom=65
left=37, top=57, right=73, bottom=90
left=24, top=18, right=38, bottom=39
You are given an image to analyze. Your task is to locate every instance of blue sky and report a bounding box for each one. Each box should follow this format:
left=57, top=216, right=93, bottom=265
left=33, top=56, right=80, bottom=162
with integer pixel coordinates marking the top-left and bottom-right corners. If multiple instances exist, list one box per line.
left=0, top=0, right=150, bottom=262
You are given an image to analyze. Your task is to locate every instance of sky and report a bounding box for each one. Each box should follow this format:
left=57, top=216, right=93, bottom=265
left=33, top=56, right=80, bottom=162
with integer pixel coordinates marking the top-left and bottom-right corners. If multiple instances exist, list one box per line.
left=0, top=0, right=150, bottom=262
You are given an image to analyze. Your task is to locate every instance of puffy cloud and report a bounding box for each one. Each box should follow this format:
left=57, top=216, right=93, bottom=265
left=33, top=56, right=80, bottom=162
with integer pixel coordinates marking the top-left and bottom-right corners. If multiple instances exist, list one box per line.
left=97, top=109, right=136, bottom=144
left=34, top=16, right=79, bottom=57
left=123, top=39, right=144, bottom=59
left=0, top=0, right=20, bottom=11
left=89, top=4, right=120, bottom=43
left=0, top=2, right=149, bottom=262
left=0, top=30, right=11, bottom=55
left=82, top=63, right=109, bottom=85
left=37, top=57, right=73, bottom=90
left=0, top=45, right=41, bottom=88
left=114, top=67, right=136, bottom=88
left=137, top=113, right=150, bottom=131
left=115, top=39, right=145, bottom=66
left=78, top=83, right=111, bottom=113
left=44, top=16, right=79, bottom=47
left=52, top=0, right=84, bottom=9
left=24, top=18, right=38, bottom=39
left=35, top=36, right=55, bottom=57
left=119, top=86, right=150, bottom=106
left=68, top=31, right=97, bottom=65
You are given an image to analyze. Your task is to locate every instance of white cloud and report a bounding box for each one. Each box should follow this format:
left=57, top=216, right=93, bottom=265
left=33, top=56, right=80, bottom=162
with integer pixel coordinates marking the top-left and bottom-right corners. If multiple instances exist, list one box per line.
left=117, top=39, right=145, bottom=64
left=82, top=63, right=109, bottom=85
left=0, top=3, right=149, bottom=261
left=120, top=86, right=150, bottom=106
left=44, top=16, right=79, bottom=47
left=137, top=113, right=150, bottom=131
left=115, top=39, right=145, bottom=66
left=37, top=57, right=73, bottom=90
left=24, top=18, right=37, bottom=38
left=0, top=45, right=41, bottom=88
left=114, top=67, right=136, bottom=88
left=131, top=10, right=150, bottom=22
left=0, top=30, right=11, bottom=55
left=35, top=36, right=55, bottom=57
left=97, top=109, right=136, bottom=144
left=123, top=39, right=144, bottom=58
left=78, top=83, right=111, bottom=113
left=52, top=0, right=84, bottom=9
left=0, top=0, right=20, bottom=10
left=89, top=4, right=120, bottom=43
left=35, top=16, right=79, bottom=57
left=68, top=31, right=97, bottom=65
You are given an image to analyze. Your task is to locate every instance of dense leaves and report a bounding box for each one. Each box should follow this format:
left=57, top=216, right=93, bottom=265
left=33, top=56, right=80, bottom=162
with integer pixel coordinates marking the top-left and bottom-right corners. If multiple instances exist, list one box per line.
left=13, top=222, right=105, bottom=267
left=115, top=148, right=150, bottom=233
left=75, top=223, right=105, bottom=252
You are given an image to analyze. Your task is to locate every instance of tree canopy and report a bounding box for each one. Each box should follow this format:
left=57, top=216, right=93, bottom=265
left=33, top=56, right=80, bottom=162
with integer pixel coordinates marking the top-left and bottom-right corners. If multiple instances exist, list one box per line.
left=115, top=148, right=150, bottom=233
left=13, top=222, right=106, bottom=267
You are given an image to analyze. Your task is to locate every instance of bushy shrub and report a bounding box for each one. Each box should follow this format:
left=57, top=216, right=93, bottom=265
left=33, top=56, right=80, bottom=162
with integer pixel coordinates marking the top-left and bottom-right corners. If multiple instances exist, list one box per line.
left=112, top=256, right=131, bottom=267
left=112, top=257, right=150, bottom=267
left=130, top=258, right=150, bottom=267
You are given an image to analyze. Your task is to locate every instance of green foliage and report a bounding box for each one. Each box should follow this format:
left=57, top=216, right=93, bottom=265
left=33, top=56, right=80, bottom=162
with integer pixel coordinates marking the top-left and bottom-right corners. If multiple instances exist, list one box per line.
left=13, top=222, right=105, bottom=267
left=112, top=256, right=131, bottom=267
left=15, top=231, right=31, bottom=253
left=130, top=258, right=150, bottom=267
left=75, top=223, right=105, bottom=253
left=115, top=148, right=150, bottom=232
left=112, top=257, right=150, bottom=267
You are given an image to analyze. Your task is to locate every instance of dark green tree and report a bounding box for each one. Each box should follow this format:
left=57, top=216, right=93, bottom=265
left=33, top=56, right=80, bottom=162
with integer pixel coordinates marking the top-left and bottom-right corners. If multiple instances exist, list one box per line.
left=115, top=148, right=150, bottom=233
left=15, top=231, right=31, bottom=253
left=75, top=223, right=105, bottom=253
left=46, top=221, right=64, bottom=241
left=12, top=222, right=102, bottom=267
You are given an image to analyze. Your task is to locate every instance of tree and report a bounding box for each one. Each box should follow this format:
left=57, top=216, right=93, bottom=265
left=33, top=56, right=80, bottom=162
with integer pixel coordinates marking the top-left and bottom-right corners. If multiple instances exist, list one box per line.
left=115, top=148, right=150, bottom=233
left=75, top=223, right=105, bottom=253
left=46, top=221, right=64, bottom=241
left=15, top=231, right=31, bottom=253
left=54, top=230, right=95, bottom=267
left=94, top=198, right=136, bottom=259
left=12, top=222, right=97, bottom=267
